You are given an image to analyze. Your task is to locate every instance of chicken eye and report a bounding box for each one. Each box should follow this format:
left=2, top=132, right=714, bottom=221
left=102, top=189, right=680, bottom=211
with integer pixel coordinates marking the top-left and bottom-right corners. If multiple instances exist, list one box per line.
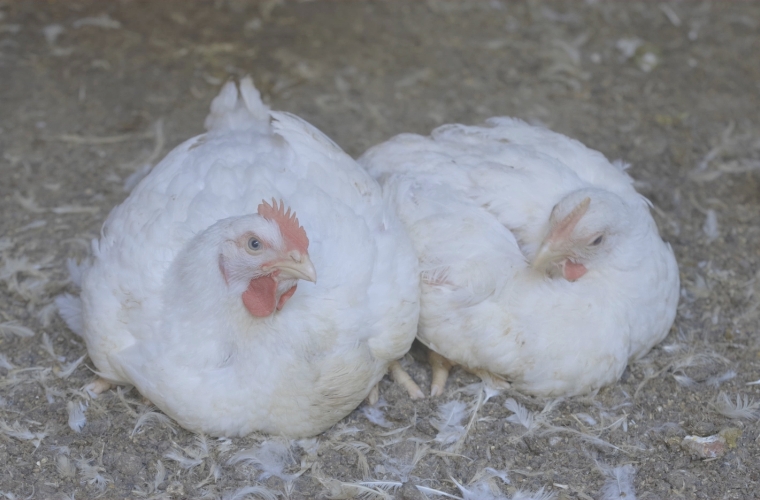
left=247, top=237, right=262, bottom=252
left=590, top=235, right=604, bottom=246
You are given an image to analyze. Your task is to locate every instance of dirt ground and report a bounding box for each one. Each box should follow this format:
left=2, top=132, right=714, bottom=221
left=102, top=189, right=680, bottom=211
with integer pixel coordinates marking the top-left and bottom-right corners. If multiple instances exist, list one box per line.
left=1, top=1, right=760, bottom=499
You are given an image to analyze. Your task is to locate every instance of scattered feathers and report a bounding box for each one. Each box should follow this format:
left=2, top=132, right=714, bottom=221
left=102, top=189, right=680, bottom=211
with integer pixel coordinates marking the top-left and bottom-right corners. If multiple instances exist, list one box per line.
left=0, top=353, right=15, bottom=371
left=132, top=408, right=178, bottom=437
left=221, top=486, right=278, bottom=500
left=227, top=440, right=297, bottom=481
left=75, top=456, right=112, bottom=490
left=66, top=400, right=88, bottom=433
left=712, top=392, right=760, bottom=420
left=361, top=403, right=393, bottom=428
left=0, top=419, right=50, bottom=449
left=164, top=435, right=209, bottom=471
left=42, top=332, right=66, bottom=362
left=702, top=209, right=719, bottom=241
left=0, top=321, right=35, bottom=338
left=504, top=398, right=536, bottom=431
left=54, top=354, right=86, bottom=379
left=56, top=454, right=77, bottom=479
left=598, top=464, right=636, bottom=500
left=431, top=400, right=469, bottom=445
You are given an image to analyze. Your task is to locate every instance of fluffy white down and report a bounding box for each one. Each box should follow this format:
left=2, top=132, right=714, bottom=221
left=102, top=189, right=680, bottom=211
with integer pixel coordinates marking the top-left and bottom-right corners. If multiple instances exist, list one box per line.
left=63, top=78, right=419, bottom=438
left=360, top=117, right=679, bottom=397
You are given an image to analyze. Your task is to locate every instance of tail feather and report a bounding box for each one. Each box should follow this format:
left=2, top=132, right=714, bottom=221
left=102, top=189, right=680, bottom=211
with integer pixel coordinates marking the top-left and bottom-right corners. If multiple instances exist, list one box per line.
left=204, top=76, right=271, bottom=133
left=55, top=293, right=83, bottom=337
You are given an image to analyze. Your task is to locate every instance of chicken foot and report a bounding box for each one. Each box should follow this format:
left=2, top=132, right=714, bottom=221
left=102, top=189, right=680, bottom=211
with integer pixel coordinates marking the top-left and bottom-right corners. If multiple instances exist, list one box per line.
left=429, top=350, right=455, bottom=397
left=389, top=360, right=425, bottom=399
left=428, top=350, right=510, bottom=396
left=84, top=377, right=112, bottom=398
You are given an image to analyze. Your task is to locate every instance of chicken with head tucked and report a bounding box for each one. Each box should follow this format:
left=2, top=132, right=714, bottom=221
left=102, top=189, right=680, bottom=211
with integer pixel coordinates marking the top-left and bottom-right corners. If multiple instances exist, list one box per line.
left=56, top=78, right=419, bottom=437
left=360, top=117, right=679, bottom=397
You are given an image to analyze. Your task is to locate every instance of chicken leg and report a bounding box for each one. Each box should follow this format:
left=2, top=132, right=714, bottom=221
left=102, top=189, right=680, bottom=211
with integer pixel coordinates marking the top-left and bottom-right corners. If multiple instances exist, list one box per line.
left=429, top=350, right=455, bottom=397
left=389, top=361, right=425, bottom=399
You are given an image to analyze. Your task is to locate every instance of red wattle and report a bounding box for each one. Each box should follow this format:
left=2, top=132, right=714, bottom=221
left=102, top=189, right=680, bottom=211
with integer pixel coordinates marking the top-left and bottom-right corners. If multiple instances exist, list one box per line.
left=242, top=275, right=277, bottom=317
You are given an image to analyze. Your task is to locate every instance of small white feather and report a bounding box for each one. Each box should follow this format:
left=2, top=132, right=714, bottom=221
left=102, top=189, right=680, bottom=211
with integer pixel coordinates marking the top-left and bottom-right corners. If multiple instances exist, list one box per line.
left=66, top=400, right=88, bottom=433
left=431, top=400, right=469, bottom=445
left=55, top=354, right=86, bottom=379
left=153, top=460, right=166, bottom=491
left=221, top=485, right=278, bottom=500
left=164, top=435, right=209, bottom=471
left=0, top=420, right=49, bottom=449
left=132, top=409, right=177, bottom=436
left=361, top=405, right=392, bottom=428
left=706, top=370, right=736, bottom=387
left=72, top=13, right=121, bottom=29
left=56, top=455, right=77, bottom=479
left=702, top=209, right=719, bottom=241
left=599, top=464, right=636, bottom=500
left=75, top=457, right=112, bottom=490
left=36, top=302, right=58, bottom=328
left=512, top=489, right=556, bottom=500
left=164, top=449, right=203, bottom=470
left=42, top=333, right=66, bottom=362
left=672, top=373, right=696, bottom=387
left=0, top=353, right=15, bottom=370
left=712, top=392, right=760, bottom=420
left=55, top=294, right=84, bottom=337
left=504, top=398, right=535, bottom=431
left=227, top=440, right=297, bottom=481
left=0, top=321, right=35, bottom=338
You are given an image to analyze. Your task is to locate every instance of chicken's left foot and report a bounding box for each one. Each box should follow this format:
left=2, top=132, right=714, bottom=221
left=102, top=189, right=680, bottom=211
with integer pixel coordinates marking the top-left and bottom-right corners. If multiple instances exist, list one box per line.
left=389, top=361, right=425, bottom=399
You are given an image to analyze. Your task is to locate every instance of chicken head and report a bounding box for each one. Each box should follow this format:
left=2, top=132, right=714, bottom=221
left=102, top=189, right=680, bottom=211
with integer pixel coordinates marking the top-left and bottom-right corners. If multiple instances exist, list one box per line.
left=218, top=199, right=316, bottom=317
left=532, top=189, right=628, bottom=281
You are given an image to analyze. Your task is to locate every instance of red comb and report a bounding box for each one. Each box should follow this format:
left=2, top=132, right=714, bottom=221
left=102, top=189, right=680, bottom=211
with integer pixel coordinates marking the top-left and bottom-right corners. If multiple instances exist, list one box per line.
left=257, top=198, right=309, bottom=254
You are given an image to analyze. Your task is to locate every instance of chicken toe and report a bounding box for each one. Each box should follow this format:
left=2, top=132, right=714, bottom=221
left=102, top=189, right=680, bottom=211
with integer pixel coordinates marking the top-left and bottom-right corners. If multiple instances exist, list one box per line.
left=429, top=350, right=455, bottom=397
left=366, top=384, right=380, bottom=406
left=389, top=361, right=424, bottom=399
left=84, top=378, right=112, bottom=398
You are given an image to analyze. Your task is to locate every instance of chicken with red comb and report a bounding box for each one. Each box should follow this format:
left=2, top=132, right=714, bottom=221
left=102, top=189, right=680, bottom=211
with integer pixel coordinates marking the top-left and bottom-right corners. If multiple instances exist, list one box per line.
left=56, top=78, right=419, bottom=438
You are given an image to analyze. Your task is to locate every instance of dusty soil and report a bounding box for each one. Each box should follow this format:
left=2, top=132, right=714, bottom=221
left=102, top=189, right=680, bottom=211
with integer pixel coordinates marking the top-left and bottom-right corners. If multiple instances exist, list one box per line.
left=1, top=1, right=759, bottom=499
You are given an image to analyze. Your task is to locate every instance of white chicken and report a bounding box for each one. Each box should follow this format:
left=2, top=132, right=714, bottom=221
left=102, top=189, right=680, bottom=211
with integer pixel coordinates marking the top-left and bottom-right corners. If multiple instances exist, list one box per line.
left=56, top=78, right=419, bottom=437
left=360, top=117, right=679, bottom=397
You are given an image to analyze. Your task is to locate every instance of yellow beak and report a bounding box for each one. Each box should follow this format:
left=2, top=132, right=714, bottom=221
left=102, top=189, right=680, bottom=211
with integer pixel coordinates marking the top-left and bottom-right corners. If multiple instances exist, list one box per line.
left=274, top=252, right=317, bottom=283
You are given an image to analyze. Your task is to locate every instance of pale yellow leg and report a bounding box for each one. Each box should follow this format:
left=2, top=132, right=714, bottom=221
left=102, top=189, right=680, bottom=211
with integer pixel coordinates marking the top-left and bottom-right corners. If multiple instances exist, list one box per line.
left=389, top=361, right=425, bottom=399
left=366, top=384, right=380, bottom=406
left=85, top=377, right=112, bottom=397
left=429, top=350, right=455, bottom=397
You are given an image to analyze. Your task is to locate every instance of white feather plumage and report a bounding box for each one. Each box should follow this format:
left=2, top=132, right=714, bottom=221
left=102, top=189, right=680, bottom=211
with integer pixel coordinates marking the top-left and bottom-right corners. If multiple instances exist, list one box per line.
left=361, top=117, right=679, bottom=397
left=59, top=77, right=419, bottom=437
